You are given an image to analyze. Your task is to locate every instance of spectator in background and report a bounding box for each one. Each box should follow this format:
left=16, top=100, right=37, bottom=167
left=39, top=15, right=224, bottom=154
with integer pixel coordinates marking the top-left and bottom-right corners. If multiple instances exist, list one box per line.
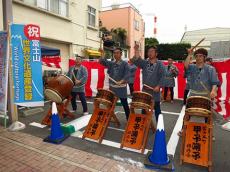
left=67, top=57, right=89, bottom=115
left=163, top=58, right=179, bottom=103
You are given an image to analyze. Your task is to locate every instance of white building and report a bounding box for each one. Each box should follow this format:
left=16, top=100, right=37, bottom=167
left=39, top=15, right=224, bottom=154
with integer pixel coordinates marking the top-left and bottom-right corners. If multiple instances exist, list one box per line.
left=181, top=27, right=230, bottom=59
left=0, top=0, right=102, bottom=72
left=181, top=27, right=230, bottom=49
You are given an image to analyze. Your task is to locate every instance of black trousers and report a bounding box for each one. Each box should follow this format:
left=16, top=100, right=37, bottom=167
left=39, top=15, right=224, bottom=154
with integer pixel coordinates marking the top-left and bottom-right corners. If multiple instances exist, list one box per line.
left=120, top=98, right=130, bottom=120
left=164, top=87, right=174, bottom=100
left=129, top=83, right=134, bottom=95
left=183, top=89, right=189, bottom=105
left=71, top=92, right=88, bottom=112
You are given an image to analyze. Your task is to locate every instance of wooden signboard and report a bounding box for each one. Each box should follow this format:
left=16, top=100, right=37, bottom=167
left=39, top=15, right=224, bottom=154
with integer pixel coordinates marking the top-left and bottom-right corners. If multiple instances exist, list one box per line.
left=183, top=122, right=210, bottom=167
left=121, top=114, right=152, bottom=152
left=83, top=108, right=108, bottom=141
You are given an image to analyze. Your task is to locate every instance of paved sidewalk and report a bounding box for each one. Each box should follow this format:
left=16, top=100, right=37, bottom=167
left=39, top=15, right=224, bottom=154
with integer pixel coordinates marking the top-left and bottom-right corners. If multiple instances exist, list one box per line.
left=0, top=126, right=153, bottom=172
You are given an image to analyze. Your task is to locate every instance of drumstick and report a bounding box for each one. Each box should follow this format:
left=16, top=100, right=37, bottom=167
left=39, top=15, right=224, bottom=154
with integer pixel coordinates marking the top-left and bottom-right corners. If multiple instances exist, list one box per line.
left=108, top=76, right=127, bottom=87
left=110, top=84, right=127, bottom=88
left=191, top=38, right=205, bottom=51
left=108, top=76, right=119, bottom=85
left=143, top=84, right=154, bottom=90
left=72, top=70, right=77, bottom=82
left=200, top=81, right=210, bottom=93
left=72, top=70, right=86, bottom=87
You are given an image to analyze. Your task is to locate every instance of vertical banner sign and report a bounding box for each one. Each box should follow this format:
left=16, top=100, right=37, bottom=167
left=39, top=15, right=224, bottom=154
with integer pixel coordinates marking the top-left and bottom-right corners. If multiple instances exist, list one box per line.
left=0, top=31, right=9, bottom=113
left=11, top=24, right=44, bottom=107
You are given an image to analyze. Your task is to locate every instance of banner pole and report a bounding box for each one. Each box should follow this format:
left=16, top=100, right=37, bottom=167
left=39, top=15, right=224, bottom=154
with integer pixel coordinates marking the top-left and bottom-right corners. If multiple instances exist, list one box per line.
left=7, top=23, right=25, bottom=131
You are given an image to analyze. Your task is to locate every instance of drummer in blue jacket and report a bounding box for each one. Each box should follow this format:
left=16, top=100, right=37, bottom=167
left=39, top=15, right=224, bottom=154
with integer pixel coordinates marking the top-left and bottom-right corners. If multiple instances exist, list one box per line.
left=131, top=45, right=165, bottom=122
left=67, top=57, right=89, bottom=115
left=99, top=47, right=130, bottom=120
left=184, top=48, right=219, bottom=98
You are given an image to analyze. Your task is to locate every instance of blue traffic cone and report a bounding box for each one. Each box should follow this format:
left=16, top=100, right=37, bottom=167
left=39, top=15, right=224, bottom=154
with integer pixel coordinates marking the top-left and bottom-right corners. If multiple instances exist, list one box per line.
left=44, top=102, right=69, bottom=144
left=149, top=114, right=169, bottom=165
left=144, top=114, right=174, bottom=171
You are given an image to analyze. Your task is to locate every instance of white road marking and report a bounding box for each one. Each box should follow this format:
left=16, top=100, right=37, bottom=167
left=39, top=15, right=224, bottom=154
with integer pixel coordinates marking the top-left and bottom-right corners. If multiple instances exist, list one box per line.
left=29, top=122, right=47, bottom=128
left=162, top=111, right=180, bottom=116
left=167, top=105, right=186, bottom=156
left=108, top=126, right=125, bottom=132
left=71, top=131, right=150, bottom=154
left=64, top=114, right=92, bottom=131
left=76, top=100, right=93, bottom=104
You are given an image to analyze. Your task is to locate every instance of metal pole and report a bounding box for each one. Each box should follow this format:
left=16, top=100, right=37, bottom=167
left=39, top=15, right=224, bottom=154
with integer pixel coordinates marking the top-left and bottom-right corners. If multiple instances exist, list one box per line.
left=3, top=0, right=19, bottom=125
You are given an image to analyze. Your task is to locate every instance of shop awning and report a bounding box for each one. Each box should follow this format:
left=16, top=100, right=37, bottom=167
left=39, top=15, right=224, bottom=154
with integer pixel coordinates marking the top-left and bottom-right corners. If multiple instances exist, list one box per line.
left=85, top=49, right=101, bottom=57
left=41, top=46, right=60, bottom=56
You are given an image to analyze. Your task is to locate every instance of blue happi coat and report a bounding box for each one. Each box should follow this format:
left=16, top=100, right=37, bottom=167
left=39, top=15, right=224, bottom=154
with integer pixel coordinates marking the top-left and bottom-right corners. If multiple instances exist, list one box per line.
left=99, top=58, right=129, bottom=98
left=187, top=64, right=219, bottom=97
left=131, top=57, right=165, bottom=102
left=67, top=65, right=88, bottom=93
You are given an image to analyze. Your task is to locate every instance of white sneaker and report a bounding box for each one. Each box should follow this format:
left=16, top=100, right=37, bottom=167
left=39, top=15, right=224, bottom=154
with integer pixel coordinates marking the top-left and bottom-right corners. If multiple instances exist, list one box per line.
left=83, top=112, right=89, bottom=115
left=70, top=110, right=76, bottom=113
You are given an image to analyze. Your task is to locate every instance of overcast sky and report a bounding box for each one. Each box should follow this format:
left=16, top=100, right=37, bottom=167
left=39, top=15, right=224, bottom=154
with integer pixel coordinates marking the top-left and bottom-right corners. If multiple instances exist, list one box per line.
left=102, top=0, right=230, bottom=43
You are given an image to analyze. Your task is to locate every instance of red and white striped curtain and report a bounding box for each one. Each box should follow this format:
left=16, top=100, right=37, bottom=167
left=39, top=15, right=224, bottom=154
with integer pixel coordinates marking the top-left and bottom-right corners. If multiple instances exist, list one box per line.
left=42, top=56, right=61, bottom=68
left=69, top=59, right=230, bottom=119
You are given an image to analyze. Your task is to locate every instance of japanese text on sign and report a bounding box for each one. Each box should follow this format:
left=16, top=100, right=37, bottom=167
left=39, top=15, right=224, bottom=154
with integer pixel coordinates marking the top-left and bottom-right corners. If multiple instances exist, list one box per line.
left=23, top=40, right=32, bottom=100
left=184, top=122, right=209, bottom=166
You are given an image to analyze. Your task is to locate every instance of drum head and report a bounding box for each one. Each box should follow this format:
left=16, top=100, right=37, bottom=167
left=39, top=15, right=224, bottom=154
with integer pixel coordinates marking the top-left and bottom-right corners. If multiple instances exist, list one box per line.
left=187, top=96, right=211, bottom=102
left=45, top=89, right=62, bottom=103
left=186, top=108, right=211, bottom=115
left=132, top=91, right=153, bottom=98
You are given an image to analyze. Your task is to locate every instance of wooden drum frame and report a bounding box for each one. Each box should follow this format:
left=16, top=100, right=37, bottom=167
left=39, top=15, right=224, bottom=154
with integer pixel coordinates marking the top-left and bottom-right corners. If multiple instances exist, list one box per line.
left=95, top=89, right=116, bottom=106
left=130, top=91, right=154, bottom=110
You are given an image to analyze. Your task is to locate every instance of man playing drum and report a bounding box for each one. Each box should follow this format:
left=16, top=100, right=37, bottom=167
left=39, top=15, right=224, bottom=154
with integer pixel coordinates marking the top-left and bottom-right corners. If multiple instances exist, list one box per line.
left=163, top=58, right=179, bottom=103
left=184, top=48, right=219, bottom=98
left=131, top=45, right=165, bottom=122
left=178, top=48, right=220, bottom=137
left=67, top=57, right=89, bottom=115
left=99, top=47, right=130, bottom=120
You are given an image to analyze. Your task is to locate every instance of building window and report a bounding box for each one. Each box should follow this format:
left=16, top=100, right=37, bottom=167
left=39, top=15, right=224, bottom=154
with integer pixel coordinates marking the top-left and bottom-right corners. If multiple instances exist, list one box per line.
left=37, top=0, right=48, bottom=9
left=88, top=6, right=96, bottom=27
left=49, top=0, right=59, bottom=14
left=134, top=20, right=139, bottom=30
left=59, top=0, right=68, bottom=17
left=21, top=0, right=69, bottom=17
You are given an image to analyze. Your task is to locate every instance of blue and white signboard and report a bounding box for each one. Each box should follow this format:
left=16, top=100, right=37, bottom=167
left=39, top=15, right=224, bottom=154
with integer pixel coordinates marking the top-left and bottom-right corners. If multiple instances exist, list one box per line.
left=11, top=24, right=44, bottom=107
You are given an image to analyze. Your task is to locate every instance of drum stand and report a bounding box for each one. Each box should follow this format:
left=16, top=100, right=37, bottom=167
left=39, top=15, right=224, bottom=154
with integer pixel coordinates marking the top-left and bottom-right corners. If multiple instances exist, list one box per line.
left=121, top=103, right=155, bottom=153
left=42, top=96, right=75, bottom=126
left=180, top=108, right=213, bottom=172
left=82, top=97, right=120, bottom=143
